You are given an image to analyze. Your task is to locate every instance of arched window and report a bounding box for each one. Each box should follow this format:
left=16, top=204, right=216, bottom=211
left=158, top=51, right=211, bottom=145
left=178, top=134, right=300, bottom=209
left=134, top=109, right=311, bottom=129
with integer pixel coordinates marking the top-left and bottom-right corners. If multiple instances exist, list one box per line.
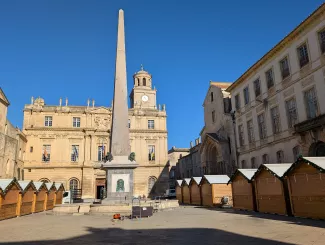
left=262, top=154, right=269, bottom=164
left=143, top=78, right=146, bottom=86
left=251, top=157, right=256, bottom=168
left=39, top=178, right=50, bottom=183
left=148, top=176, right=157, bottom=196
left=69, top=178, right=79, bottom=190
left=137, top=78, right=140, bottom=86
left=241, top=160, right=247, bottom=168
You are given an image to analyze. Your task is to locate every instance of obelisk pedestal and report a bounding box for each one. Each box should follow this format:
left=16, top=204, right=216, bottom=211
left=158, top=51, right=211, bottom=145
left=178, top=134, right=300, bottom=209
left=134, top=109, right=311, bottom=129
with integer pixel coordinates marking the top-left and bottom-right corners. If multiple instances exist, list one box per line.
left=101, top=9, right=138, bottom=204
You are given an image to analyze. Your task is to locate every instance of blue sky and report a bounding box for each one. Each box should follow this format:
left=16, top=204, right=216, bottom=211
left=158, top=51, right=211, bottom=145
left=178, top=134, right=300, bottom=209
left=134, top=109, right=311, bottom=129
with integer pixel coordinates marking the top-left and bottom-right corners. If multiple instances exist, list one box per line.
left=0, top=0, right=323, bottom=149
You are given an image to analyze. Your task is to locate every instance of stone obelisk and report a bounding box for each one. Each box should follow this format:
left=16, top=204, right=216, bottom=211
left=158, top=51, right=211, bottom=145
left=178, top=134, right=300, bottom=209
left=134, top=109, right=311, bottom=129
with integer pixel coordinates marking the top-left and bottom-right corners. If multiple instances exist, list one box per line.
left=102, top=9, right=137, bottom=203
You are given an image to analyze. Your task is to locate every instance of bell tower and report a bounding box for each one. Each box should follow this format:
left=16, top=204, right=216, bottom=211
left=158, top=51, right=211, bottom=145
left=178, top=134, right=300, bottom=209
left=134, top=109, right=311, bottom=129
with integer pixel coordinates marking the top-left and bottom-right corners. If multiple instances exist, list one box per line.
left=130, top=65, right=157, bottom=109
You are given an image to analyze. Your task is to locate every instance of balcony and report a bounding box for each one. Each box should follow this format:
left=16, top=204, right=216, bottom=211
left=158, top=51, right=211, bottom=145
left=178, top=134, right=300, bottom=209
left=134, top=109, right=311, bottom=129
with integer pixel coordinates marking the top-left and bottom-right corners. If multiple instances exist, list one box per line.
left=294, top=114, right=325, bottom=133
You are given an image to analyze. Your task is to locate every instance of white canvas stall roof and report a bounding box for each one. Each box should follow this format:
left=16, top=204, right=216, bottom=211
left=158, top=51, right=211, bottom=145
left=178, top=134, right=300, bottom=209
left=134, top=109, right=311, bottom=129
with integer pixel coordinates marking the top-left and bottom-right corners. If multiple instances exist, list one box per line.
left=33, top=181, right=48, bottom=192
left=45, top=182, right=55, bottom=191
left=176, top=180, right=183, bottom=187
left=182, top=178, right=191, bottom=186
left=0, top=179, right=18, bottom=192
left=202, top=175, right=230, bottom=184
left=263, top=164, right=292, bottom=178
left=190, top=177, right=202, bottom=185
left=238, top=169, right=258, bottom=180
left=18, top=181, right=34, bottom=192
left=55, top=182, right=64, bottom=191
left=303, top=157, right=325, bottom=170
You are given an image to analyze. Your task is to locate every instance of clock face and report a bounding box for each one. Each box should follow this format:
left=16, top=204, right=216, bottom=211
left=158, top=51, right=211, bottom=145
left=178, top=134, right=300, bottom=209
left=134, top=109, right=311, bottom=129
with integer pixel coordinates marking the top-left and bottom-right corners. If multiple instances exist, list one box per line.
left=142, top=95, right=149, bottom=102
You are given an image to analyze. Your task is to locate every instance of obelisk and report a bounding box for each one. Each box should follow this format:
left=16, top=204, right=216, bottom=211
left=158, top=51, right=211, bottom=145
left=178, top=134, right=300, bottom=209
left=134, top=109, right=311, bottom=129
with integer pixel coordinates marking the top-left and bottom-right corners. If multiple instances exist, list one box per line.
left=102, top=9, right=137, bottom=203
left=110, top=9, right=130, bottom=156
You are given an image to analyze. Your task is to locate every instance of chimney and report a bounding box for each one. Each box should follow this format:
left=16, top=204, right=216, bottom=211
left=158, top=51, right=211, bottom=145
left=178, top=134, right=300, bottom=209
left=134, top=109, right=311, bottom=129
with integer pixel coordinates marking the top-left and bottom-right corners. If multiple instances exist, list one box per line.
left=190, top=141, right=193, bottom=148
left=31, top=96, right=34, bottom=104
left=59, top=98, right=62, bottom=107
left=92, top=99, right=95, bottom=108
left=87, top=98, right=90, bottom=108
left=65, top=97, right=68, bottom=106
left=198, top=137, right=201, bottom=144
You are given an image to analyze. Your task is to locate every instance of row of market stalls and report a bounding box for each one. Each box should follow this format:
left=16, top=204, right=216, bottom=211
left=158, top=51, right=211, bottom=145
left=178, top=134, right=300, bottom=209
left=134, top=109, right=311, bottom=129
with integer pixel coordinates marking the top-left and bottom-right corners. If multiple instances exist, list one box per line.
left=0, top=178, right=65, bottom=221
left=176, top=156, right=325, bottom=220
left=176, top=175, right=233, bottom=207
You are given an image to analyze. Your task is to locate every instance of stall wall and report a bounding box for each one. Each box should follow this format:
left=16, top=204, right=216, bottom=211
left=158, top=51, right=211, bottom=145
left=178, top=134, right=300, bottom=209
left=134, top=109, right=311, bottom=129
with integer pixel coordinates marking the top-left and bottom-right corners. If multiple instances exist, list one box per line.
left=182, top=186, right=191, bottom=204
left=232, top=175, right=255, bottom=211
left=287, top=163, right=325, bottom=219
left=190, top=183, right=201, bottom=205
left=19, top=186, right=35, bottom=216
left=176, top=186, right=182, bottom=204
left=212, top=183, right=232, bottom=206
left=0, top=184, right=20, bottom=220
left=201, top=183, right=212, bottom=207
left=254, top=170, right=287, bottom=215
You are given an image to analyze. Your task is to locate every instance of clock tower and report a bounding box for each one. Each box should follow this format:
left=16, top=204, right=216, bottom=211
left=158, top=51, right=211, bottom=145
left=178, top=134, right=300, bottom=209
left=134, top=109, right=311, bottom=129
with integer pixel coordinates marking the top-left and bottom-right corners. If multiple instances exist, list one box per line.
left=130, top=65, right=157, bottom=109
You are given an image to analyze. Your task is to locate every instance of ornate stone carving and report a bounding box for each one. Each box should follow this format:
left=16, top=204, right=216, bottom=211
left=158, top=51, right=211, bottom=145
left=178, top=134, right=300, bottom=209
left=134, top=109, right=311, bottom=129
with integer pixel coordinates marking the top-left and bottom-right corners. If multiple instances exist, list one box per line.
left=301, top=74, right=314, bottom=88
left=94, top=115, right=110, bottom=129
left=283, top=87, right=294, bottom=98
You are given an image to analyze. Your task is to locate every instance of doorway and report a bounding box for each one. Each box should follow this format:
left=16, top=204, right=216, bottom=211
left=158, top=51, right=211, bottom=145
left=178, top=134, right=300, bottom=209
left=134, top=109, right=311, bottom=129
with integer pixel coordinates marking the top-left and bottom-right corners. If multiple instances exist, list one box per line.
left=96, top=186, right=105, bottom=199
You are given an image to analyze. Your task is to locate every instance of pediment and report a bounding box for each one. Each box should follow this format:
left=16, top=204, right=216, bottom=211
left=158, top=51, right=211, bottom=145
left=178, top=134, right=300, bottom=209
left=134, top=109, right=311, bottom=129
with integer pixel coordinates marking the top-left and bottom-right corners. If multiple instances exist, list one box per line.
left=0, top=88, right=10, bottom=106
left=89, top=107, right=110, bottom=114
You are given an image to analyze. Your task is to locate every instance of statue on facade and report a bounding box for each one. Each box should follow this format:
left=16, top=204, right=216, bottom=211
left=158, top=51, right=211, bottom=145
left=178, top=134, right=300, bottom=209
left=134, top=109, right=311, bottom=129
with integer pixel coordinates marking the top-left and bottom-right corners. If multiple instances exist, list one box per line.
left=129, top=152, right=136, bottom=162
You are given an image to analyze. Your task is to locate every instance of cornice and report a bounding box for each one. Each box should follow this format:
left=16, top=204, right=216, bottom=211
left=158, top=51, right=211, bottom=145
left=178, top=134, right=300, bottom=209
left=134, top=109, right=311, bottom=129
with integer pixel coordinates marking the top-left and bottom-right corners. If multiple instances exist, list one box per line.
left=227, top=3, right=325, bottom=92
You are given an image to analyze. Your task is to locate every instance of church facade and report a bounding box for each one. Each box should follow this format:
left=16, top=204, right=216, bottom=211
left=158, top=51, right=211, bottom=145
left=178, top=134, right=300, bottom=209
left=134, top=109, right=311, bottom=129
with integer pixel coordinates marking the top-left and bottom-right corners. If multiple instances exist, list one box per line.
left=22, top=68, right=169, bottom=199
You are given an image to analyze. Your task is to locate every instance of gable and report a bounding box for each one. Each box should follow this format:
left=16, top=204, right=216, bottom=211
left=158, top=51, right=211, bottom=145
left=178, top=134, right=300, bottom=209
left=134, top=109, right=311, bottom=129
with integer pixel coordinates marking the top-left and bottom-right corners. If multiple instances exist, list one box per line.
left=89, top=107, right=110, bottom=114
left=0, top=88, right=10, bottom=106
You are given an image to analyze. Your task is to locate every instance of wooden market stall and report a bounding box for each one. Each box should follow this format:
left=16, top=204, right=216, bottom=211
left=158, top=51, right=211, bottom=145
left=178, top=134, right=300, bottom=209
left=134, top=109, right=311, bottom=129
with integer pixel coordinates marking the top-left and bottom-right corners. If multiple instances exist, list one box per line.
left=228, top=169, right=257, bottom=211
left=33, top=182, right=48, bottom=213
left=17, top=181, right=36, bottom=216
left=45, top=182, right=57, bottom=210
left=252, top=164, right=292, bottom=216
left=181, top=178, right=191, bottom=204
left=284, top=156, right=325, bottom=219
left=0, top=178, right=22, bottom=220
left=54, top=183, right=65, bottom=206
left=199, top=175, right=232, bottom=207
left=176, top=180, right=183, bottom=204
left=189, top=177, right=202, bottom=205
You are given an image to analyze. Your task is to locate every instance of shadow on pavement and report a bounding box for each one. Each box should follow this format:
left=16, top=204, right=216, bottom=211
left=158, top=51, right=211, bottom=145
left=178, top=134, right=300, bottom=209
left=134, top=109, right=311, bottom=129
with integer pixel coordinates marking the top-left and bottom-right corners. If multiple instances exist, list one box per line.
left=2, top=226, right=294, bottom=245
left=193, top=206, right=325, bottom=229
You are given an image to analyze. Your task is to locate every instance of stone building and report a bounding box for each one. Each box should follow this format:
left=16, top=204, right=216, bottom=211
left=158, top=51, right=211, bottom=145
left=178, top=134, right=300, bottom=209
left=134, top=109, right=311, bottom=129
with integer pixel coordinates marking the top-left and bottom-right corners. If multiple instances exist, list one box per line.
left=176, top=139, right=202, bottom=179
left=0, top=88, right=27, bottom=180
left=200, top=82, right=237, bottom=176
left=22, top=67, right=169, bottom=199
left=167, top=146, right=189, bottom=188
left=226, top=3, right=325, bottom=168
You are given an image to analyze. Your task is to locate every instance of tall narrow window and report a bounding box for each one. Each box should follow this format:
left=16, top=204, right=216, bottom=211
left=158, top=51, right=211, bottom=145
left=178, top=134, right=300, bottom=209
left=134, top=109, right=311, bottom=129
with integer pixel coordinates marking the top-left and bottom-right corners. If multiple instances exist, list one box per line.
left=251, top=157, right=256, bottom=168
left=276, top=150, right=284, bottom=163
left=45, top=116, right=52, bottom=127
left=319, top=29, right=325, bottom=54
left=98, top=145, right=106, bottom=161
left=128, top=119, right=131, bottom=128
left=143, top=78, right=146, bottom=86
left=247, top=120, right=254, bottom=143
left=212, top=110, right=216, bottom=123
left=241, top=160, right=247, bottom=168
left=148, top=120, right=155, bottom=129
left=30, top=146, right=33, bottom=153
left=293, top=146, right=301, bottom=161
left=69, top=179, right=79, bottom=190
left=137, top=78, right=140, bottom=86
left=42, top=145, right=51, bottom=162
left=253, top=79, right=261, bottom=97
left=235, top=94, right=240, bottom=110
left=286, top=98, right=298, bottom=128
left=238, top=125, right=244, bottom=146
left=210, top=92, right=214, bottom=102
left=297, top=43, right=309, bottom=68
left=262, top=154, right=269, bottom=164
left=71, top=145, right=79, bottom=162
left=243, top=87, right=250, bottom=105
left=280, top=57, right=290, bottom=79
left=304, top=87, right=318, bottom=119
left=265, top=68, right=274, bottom=89
left=148, top=145, right=155, bottom=161
left=73, top=117, right=80, bottom=128
left=270, top=106, right=281, bottom=134
left=258, top=113, right=267, bottom=139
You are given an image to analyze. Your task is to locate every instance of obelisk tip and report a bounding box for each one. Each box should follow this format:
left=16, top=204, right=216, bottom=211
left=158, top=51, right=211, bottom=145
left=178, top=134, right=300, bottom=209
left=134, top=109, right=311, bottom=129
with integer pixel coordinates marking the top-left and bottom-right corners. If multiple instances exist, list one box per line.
left=119, top=9, right=124, bottom=13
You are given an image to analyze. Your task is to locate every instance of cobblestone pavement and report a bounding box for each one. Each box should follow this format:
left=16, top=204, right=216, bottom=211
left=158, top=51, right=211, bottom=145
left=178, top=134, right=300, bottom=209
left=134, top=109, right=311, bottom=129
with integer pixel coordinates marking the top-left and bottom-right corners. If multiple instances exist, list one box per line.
left=0, top=207, right=325, bottom=245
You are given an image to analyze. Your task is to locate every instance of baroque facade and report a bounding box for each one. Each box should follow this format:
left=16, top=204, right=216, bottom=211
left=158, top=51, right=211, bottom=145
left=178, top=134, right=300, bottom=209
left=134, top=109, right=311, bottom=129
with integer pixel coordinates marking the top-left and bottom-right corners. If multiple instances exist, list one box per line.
left=23, top=67, right=169, bottom=199
left=226, top=3, right=325, bottom=168
left=0, top=88, right=27, bottom=180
